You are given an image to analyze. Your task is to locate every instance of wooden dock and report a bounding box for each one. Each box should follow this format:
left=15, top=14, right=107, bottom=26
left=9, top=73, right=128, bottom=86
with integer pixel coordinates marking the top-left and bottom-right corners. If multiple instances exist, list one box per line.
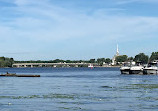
left=0, top=73, right=40, bottom=77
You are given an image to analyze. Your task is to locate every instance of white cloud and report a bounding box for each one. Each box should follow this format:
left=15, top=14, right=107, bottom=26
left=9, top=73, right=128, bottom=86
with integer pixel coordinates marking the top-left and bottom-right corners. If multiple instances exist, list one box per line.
left=13, top=0, right=49, bottom=6
left=0, top=0, right=158, bottom=60
left=117, top=0, right=158, bottom=4
left=14, top=0, right=29, bottom=6
left=1, top=0, right=158, bottom=43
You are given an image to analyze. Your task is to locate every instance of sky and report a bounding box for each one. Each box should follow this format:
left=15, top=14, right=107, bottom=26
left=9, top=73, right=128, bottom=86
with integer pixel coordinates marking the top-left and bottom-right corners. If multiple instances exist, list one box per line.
left=0, top=0, right=158, bottom=60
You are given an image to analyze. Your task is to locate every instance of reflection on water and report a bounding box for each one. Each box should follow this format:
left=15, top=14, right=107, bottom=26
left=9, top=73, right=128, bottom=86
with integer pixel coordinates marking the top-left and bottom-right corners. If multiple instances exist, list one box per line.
left=1, top=67, right=158, bottom=111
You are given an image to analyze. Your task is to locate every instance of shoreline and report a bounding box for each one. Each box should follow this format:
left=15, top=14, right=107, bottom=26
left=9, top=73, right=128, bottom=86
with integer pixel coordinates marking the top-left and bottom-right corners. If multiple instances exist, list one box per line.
left=0, top=66, right=121, bottom=68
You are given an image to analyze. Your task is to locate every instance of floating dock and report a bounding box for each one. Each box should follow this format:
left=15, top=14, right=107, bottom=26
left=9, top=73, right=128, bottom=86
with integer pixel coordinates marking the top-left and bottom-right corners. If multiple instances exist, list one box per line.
left=0, top=73, right=40, bottom=77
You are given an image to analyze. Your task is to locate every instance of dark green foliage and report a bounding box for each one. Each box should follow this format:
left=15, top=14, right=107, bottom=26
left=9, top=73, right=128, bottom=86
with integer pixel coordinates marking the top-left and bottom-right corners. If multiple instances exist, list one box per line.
left=89, top=59, right=96, bottom=63
left=150, top=52, right=158, bottom=62
left=128, top=57, right=134, bottom=61
left=116, top=55, right=128, bottom=63
left=52, top=59, right=64, bottom=63
left=65, top=60, right=72, bottom=63
left=15, top=57, right=111, bottom=66
left=0, top=57, right=5, bottom=61
left=0, top=57, right=14, bottom=67
left=105, top=58, right=112, bottom=64
left=134, top=53, right=149, bottom=64
left=97, top=58, right=105, bottom=65
left=15, top=59, right=91, bottom=64
left=96, top=58, right=112, bottom=66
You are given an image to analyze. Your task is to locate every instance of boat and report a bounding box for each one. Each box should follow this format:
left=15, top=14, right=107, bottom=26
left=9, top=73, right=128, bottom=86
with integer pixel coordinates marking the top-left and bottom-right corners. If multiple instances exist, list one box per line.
left=143, top=60, right=158, bottom=75
left=130, top=66, right=144, bottom=74
left=120, top=63, right=131, bottom=74
left=88, top=64, right=94, bottom=68
left=120, top=62, right=144, bottom=75
left=129, top=62, right=144, bottom=74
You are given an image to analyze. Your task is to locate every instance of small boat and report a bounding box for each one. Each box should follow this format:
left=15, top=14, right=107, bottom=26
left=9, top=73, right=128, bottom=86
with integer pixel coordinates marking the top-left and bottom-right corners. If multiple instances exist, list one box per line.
left=120, top=63, right=131, bottom=74
left=88, top=64, right=94, bottom=68
left=143, top=60, right=158, bottom=75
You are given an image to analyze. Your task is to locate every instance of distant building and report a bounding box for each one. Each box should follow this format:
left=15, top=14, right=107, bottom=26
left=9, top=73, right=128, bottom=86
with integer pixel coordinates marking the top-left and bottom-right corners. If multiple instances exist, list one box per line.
left=112, top=44, right=119, bottom=65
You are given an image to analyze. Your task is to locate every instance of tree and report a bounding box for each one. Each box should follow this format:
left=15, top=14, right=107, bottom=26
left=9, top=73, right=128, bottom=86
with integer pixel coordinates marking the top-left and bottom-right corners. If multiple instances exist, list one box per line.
left=105, top=58, right=111, bottom=64
left=65, top=60, right=71, bottom=63
left=134, top=53, right=149, bottom=64
left=0, top=57, right=14, bottom=67
left=0, top=57, right=5, bottom=61
left=116, top=55, right=128, bottom=63
left=150, top=52, right=158, bottom=62
left=89, top=59, right=96, bottom=63
left=127, top=57, right=134, bottom=61
left=52, top=59, right=64, bottom=63
left=97, top=58, right=105, bottom=65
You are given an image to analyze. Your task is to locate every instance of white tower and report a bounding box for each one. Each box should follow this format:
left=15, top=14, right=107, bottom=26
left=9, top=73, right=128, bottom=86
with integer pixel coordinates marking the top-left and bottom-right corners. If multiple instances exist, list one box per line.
left=112, top=44, right=119, bottom=65
left=116, top=44, right=119, bottom=56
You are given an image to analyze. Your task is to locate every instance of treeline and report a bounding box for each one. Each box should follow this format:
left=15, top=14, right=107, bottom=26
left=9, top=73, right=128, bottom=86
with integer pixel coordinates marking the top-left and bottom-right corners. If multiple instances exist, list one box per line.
left=15, top=59, right=90, bottom=63
left=0, top=57, right=14, bottom=67
left=15, top=58, right=112, bottom=65
left=15, top=52, right=158, bottom=66
left=3, top=51, right=158, bottom=68
left=116, top=52, right=158, bottom=64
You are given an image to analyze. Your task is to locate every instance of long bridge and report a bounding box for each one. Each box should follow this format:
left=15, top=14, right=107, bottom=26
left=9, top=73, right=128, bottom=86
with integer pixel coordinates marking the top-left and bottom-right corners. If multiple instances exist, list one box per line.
left=12, top=63, right=97, bottom=68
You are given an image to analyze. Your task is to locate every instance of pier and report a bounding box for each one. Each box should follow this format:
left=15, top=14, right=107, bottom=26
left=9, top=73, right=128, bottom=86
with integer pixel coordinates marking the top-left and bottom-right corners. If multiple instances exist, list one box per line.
left=0, top=73, right=40, bottom=77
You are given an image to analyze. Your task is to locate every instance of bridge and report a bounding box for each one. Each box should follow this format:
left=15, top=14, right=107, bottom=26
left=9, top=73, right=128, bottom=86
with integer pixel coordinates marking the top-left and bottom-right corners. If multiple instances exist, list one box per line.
left=12, top=63, right=97, bottom=68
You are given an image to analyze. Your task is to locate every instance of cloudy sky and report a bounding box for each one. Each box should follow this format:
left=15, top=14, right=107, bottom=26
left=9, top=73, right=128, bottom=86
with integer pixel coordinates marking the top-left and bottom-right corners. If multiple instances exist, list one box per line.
left=0, top=0, right=158, bottom=60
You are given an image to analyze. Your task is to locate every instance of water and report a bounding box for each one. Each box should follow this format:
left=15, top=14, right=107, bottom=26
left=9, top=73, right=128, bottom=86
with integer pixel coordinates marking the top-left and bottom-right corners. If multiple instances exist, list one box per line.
left=1, top=67, right=158, bottom=111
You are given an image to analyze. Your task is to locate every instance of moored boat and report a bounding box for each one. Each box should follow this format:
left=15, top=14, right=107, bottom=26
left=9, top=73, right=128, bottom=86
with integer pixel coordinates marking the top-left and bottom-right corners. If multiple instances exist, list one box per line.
left=120, top=66, right=130, bottom=74
left=143, top=60, right=158, bottom=75
left=129, top=62, right=144, bottom=74
left=120, top=62, right=144, bottom=75
left=129, top=65, right=144, bottom=74
left=120, top=63, right=131, bottom=74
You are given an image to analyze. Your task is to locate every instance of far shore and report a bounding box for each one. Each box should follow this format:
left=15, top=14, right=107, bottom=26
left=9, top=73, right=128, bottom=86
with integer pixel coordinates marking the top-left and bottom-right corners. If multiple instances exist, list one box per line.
left=0, top=66, right=120, bottom=68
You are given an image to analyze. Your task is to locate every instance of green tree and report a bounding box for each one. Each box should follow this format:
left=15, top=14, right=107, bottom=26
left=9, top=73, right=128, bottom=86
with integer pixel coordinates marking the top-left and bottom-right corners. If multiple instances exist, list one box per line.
left=97, top=58, right=105, bottom=66
left=150, top=52, right=158, bottom=62
left=0, top=57, right=14, bottom=67
left=0, top=57, right=5, bottom=61
left=105, top=58, right=111, bottom=64
left=52, top=59, right=64, bottom=63
left=65, top=60, right=72, bottom=63
left=134, top=53, right=149, bottom=64
left=116, top=55, right=128, bottom=63
left=89, top=59, right=96, bottom=63
left=127, top=57, right=134, bottom=61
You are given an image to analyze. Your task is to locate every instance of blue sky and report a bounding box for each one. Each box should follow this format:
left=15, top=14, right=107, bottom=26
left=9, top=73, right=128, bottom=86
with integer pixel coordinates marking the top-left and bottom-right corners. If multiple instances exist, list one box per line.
left=0, top=0, right=158, bottom=60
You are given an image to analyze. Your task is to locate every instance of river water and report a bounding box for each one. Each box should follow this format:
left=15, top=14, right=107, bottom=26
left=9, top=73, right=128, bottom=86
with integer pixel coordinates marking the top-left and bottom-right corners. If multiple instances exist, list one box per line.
left=0, top=67, right=158, bottom=111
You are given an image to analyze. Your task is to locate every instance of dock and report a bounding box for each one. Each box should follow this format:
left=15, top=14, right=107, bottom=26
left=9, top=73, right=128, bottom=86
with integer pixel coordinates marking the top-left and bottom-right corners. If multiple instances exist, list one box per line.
left=0, top=73, right=40, bottom=77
